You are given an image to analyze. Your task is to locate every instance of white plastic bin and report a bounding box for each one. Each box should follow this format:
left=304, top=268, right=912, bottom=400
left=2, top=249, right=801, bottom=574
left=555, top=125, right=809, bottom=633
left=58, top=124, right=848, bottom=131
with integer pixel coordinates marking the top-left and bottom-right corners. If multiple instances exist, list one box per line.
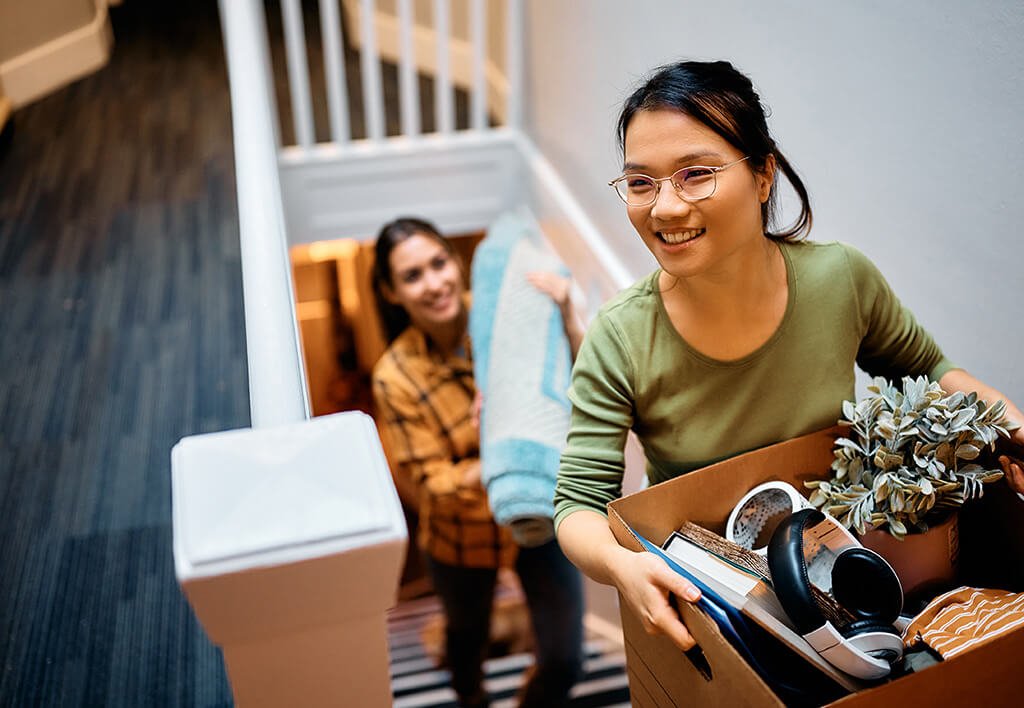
left=172, top=411, right=407, bottom=707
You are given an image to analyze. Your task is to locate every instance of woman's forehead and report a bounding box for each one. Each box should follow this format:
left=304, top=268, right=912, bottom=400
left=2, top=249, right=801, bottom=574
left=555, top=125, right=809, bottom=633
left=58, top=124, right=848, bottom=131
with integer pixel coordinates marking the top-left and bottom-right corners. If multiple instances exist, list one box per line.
left=390, top=233, right=447, bottom=269
left=623, top=109, right=731, bottom=170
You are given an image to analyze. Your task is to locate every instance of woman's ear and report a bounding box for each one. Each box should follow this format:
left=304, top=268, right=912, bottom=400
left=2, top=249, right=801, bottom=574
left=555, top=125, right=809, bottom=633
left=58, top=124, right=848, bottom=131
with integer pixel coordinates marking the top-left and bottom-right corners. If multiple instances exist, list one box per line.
left=757, top=154, right=777, bottom=204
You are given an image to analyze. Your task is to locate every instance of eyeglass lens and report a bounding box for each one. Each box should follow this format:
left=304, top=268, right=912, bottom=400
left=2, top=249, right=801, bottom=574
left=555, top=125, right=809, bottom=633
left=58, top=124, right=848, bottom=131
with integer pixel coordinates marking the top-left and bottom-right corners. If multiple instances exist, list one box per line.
left=616, top=166, right=717, bottom=206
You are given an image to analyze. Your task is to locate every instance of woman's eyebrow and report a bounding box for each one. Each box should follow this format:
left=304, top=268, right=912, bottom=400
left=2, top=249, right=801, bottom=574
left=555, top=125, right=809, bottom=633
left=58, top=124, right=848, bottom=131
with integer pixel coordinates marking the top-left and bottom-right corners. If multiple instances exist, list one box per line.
left=622, top=151, right=723, bottom=172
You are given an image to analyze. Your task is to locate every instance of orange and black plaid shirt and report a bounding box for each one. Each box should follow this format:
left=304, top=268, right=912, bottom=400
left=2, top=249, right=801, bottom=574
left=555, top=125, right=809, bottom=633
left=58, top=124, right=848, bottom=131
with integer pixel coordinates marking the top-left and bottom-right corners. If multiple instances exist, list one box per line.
left=372, top=324, right=516, bottom=568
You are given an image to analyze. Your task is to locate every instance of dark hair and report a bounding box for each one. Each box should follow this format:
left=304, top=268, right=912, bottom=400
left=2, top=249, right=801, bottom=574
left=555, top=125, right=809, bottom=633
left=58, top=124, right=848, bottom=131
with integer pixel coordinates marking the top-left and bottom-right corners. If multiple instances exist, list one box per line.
left=371, top=216, right=456, bottom=343
left=617, top=60, right=812, bottom=242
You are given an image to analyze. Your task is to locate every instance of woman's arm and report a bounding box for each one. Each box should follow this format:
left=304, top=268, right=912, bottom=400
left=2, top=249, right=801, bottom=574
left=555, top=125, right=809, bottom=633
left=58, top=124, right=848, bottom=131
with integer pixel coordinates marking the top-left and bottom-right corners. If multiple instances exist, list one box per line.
left=557, top=509, right=702, bottom=650
left=554, top=313, right=703, bottom=651
left=526, top=271, right=585, bottom=359
left=939, top=368, right=1024, bottom=494
left=846, top=247, right=1024, bottom=493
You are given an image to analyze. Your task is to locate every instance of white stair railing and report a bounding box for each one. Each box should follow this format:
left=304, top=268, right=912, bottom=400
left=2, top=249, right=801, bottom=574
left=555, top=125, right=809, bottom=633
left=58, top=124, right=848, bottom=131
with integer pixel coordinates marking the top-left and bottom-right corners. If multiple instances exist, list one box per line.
left=272, top=0, right=522, bottom=149
left=218, top=0, right=309, bottom=426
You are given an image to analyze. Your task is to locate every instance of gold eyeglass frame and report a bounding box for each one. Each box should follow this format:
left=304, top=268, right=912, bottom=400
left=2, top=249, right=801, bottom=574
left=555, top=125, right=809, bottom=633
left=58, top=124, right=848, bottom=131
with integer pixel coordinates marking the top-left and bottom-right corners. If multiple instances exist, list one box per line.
left=608, top=156, right=750, bottom=207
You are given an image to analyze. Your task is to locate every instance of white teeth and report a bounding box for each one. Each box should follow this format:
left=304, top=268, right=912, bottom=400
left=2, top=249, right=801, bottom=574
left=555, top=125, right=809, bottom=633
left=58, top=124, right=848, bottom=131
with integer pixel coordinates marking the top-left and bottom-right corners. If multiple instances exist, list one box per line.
left=660, top=229, right=704, bottom=244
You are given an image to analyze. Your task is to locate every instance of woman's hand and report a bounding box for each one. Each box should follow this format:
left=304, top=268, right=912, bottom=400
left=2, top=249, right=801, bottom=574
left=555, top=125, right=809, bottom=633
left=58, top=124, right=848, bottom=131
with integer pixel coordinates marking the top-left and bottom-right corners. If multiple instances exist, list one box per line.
left=460, top=459, right=483, bottom=489
left=999, top=424, right=1024, bottom=496
left=470, top=390, right=483, bottom=430
left=938, top=369, right=1024, bottom=497
left=526, top=270, right=571, bottom=308
left=610, top=548, right=703, bottom=651
left=1000, top=455, right=1024, bottom=496
left=557, top=509, right=701, bottom=650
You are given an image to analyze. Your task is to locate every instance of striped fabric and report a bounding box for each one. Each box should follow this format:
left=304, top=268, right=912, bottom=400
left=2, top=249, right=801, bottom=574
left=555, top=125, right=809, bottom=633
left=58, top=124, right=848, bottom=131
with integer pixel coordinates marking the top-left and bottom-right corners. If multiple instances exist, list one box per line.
left=388, top=592, right=631, bottom=707
left=903, top=586, right=1024, bottom=659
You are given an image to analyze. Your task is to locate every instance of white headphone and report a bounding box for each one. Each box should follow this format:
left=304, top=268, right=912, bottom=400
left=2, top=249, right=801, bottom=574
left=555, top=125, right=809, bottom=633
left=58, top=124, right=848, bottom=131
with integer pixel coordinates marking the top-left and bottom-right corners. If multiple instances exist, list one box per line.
left=725, top=481, right=813, bottom=555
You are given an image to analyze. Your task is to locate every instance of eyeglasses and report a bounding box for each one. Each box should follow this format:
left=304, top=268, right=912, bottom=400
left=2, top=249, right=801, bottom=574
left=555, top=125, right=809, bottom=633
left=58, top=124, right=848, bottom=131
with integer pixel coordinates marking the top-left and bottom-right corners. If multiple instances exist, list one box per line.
left=608, top=156, right=751, bottom=207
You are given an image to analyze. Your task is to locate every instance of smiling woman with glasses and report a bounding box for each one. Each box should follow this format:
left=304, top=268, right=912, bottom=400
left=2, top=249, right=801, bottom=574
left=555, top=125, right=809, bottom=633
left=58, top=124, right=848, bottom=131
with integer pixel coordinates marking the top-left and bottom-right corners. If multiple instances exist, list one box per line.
left=553, top=60, right=1024, bottom=656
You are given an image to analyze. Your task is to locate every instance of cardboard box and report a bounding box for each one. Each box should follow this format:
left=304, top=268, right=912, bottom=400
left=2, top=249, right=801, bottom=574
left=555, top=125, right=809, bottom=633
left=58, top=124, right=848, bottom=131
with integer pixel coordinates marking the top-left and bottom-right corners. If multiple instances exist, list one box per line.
left=608, top=425, right=1024, bottom=707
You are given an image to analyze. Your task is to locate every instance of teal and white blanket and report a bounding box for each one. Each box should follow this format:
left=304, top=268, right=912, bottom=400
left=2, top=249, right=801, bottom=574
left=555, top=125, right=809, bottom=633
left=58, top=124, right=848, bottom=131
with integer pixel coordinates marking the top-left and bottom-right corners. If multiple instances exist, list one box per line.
left=469, top=212, right=572, bottom=533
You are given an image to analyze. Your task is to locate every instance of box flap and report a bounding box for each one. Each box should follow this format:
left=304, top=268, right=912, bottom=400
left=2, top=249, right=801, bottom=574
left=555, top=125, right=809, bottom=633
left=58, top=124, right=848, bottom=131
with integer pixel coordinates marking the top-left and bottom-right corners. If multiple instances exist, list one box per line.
left=609, top=426, right=843, bottom=542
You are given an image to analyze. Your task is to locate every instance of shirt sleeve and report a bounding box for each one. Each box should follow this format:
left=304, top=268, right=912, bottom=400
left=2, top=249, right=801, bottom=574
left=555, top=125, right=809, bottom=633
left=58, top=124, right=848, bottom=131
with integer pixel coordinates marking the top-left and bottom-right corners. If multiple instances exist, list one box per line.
left=372, top=373, right=479, bottom=503
left=844, top=244, right=956, bottom=382
left=554, top=311, right=636, bottom=529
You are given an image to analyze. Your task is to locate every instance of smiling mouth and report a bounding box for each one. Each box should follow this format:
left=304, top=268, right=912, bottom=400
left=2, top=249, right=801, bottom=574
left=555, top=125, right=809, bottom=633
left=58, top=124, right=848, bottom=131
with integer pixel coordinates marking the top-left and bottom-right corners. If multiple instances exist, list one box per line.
left=658, top=228, right=705, bottom=245
left=427, top=293, right=455, bottom=310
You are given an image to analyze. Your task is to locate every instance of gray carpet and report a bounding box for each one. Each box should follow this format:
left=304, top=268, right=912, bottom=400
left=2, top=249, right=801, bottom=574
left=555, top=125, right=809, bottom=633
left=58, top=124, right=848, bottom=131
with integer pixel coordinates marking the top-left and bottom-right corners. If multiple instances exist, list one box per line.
left=0, top=2, right=245, bottom=705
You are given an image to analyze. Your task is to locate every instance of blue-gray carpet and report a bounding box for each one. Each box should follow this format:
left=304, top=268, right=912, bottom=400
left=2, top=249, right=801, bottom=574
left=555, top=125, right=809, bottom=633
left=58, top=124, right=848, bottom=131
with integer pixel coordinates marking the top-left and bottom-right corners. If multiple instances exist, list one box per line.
left=0, top=2, right=244, bottom=705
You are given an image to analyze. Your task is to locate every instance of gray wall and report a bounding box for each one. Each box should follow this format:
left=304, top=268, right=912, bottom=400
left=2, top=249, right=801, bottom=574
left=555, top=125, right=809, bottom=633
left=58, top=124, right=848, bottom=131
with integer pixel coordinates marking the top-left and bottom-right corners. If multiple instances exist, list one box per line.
left=525, top=0, right=1023, bottom=399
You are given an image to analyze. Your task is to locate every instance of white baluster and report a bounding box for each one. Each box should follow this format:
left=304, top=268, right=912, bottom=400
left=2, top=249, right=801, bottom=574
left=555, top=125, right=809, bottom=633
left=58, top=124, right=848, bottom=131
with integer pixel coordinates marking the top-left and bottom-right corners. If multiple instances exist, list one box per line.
left=505, top=0, right=523, bottom=130
left=397, top=0, right=421, bottom=138
left=281, top=0, right=315, bottom=148
left=433, top=0, right=454, bottom=134
left=469, top=0, right=487, bottom=131
left=359, top=0, right=385, bottom=141
left=319, top=0, right=350, bottom=143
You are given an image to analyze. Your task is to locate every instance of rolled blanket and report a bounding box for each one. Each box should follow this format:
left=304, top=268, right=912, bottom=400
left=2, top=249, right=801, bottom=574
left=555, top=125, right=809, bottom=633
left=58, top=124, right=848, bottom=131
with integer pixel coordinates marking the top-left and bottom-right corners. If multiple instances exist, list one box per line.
left=469, top=212, right=572, bottom=545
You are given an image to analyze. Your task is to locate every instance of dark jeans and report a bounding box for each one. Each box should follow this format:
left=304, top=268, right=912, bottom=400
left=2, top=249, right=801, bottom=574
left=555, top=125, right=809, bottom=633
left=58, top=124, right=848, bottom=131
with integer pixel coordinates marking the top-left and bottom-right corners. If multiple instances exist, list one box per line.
left=427, top=539, right=585, bottom=708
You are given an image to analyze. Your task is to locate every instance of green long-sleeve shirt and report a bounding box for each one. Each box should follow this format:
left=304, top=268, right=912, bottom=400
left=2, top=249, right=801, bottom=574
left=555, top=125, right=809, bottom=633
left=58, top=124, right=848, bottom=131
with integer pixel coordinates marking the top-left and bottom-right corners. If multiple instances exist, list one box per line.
left=553, top=240, right=954, bottom=528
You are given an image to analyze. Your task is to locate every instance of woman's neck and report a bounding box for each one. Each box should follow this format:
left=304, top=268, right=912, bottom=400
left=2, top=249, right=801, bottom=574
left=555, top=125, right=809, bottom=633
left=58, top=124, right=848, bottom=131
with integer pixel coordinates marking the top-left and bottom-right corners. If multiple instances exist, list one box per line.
left=664, top=237, right=783, bottom=315
left=419, top=306, right=468, bottom=356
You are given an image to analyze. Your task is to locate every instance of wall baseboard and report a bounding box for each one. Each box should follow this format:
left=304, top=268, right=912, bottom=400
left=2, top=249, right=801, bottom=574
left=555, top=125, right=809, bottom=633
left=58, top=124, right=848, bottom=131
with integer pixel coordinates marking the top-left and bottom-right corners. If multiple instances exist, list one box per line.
left=0, top=1, right=113, bottom=109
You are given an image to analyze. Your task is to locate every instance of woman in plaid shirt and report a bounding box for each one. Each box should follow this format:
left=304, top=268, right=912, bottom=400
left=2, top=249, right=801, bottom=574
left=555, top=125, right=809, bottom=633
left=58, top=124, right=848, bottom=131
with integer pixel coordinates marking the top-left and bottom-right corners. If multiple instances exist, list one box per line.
left=371, top=217, right=585, bottom=708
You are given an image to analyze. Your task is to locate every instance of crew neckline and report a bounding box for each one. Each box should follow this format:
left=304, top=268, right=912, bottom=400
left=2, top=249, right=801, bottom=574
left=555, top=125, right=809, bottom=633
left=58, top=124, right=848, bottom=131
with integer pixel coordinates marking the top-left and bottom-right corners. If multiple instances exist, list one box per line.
left=652, top=241, right=797, bottom=368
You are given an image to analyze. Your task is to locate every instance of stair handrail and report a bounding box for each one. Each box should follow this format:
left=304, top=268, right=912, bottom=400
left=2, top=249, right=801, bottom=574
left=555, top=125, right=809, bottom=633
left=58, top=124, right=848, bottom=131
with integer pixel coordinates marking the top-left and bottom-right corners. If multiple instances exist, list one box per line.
left=218, top=0, right=310, bottom=427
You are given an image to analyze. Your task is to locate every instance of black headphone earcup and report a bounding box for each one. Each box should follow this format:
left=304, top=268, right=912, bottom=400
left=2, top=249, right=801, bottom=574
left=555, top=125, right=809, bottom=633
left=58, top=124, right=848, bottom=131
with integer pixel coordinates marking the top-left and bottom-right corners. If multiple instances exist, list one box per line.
left=831, top=547, right=902, bottom=622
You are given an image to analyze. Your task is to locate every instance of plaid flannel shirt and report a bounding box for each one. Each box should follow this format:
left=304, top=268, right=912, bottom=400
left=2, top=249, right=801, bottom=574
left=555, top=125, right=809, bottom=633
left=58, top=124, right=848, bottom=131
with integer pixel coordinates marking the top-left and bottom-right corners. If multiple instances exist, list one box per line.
left=372, top=324, right=516, bottom=568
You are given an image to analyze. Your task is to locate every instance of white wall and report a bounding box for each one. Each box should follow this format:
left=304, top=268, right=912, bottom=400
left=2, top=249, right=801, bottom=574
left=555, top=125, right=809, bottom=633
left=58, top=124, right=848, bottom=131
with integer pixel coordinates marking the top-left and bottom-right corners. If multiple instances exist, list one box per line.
left=525, top=0, right=1024, bottom=400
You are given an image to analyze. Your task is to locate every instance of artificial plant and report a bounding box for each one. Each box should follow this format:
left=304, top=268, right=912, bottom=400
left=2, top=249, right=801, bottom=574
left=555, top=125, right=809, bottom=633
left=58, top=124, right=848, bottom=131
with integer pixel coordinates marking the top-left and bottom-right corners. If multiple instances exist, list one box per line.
left=806, top=375, right=1013, bottom=539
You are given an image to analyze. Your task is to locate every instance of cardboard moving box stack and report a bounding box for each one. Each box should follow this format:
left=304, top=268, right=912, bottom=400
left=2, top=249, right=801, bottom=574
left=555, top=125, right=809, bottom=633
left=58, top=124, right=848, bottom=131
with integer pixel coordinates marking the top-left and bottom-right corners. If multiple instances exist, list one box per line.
left=608, top=426, right=1024, bottom=707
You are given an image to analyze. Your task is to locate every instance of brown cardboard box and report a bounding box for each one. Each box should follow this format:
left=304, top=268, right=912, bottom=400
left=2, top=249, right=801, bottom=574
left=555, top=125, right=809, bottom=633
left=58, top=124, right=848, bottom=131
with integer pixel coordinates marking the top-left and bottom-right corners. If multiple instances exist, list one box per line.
left=608, top=426, right=1024, bottom=707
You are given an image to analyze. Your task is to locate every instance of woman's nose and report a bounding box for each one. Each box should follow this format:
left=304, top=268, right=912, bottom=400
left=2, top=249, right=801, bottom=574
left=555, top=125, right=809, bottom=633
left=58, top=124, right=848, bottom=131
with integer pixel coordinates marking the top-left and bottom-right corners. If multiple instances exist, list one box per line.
left=650, top=181, right=692, bottom=221
left=423, top=269, right=446, bottom=293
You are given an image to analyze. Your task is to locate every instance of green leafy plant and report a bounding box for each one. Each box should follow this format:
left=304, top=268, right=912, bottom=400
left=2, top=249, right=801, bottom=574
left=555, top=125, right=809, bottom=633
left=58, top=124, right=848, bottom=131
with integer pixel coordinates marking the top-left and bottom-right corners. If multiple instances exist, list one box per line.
left=806, top=376, right=1013, bottom=539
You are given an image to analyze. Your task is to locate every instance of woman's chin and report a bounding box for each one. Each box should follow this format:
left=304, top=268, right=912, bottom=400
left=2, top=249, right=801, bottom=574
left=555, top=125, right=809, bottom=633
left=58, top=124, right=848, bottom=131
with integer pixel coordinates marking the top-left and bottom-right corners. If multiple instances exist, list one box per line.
left=419, top=299, right=462, bottom=326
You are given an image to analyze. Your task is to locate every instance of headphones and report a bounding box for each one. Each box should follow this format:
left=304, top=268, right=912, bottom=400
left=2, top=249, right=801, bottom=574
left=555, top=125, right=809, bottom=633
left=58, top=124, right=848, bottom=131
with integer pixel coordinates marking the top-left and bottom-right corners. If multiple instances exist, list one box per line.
left=767, top=508, right=904, bottom=680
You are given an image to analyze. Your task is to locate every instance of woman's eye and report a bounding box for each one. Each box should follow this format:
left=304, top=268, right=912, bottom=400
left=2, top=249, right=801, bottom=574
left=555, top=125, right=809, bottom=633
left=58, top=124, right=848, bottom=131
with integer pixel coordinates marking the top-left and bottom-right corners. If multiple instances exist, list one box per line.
left=679, top=167, right=713, bottom=182
left=627, top=177, right=654, bottom=192
left=431, top=255, right=449, bottom=270
left=402, top=269, right=421, bottom=284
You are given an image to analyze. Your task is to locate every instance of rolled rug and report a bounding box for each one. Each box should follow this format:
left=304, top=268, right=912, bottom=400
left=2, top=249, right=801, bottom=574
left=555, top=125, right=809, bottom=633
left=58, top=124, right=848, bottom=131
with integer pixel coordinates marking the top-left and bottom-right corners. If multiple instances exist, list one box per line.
left=469, top=211, right=572, bottom=547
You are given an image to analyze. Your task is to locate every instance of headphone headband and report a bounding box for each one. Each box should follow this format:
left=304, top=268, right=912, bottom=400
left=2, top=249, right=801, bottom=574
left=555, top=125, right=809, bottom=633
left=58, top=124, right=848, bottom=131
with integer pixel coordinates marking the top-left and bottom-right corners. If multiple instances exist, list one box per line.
left=767, top=508, right=904, bottom=680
